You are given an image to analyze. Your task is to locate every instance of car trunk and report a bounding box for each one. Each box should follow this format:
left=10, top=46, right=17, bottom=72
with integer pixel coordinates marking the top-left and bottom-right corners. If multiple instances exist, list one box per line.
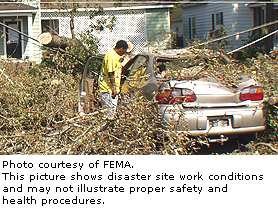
left=169, top=77, right=258, bottom=107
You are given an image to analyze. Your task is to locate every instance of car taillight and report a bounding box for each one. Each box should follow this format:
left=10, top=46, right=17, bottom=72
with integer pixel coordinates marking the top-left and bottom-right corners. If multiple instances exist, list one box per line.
left=182, top=88, right=197, bottom=102
left=156, top=88, right=196, bottom=104
left=240, top=86, right=264, bottom=101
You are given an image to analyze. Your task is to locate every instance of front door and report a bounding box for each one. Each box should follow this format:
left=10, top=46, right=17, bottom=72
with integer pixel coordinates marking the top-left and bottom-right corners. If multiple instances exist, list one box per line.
left=6, top=21, right=22, bottom=59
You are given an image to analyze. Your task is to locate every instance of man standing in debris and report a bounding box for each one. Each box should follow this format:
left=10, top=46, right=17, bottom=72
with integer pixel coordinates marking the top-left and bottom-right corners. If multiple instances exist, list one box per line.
left=98, top=40, right=129, bottom=119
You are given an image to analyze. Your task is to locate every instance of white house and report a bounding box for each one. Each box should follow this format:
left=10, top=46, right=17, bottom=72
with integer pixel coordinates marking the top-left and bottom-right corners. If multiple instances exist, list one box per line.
left=40, top=2, right=173, bottom=55
left=0, top=1, right=173, bottom=63
left=179, top=1, right=278, bottom=51
left=170, top=8, right=183, bottom=48
left=0, top=0, right=40, bottom=61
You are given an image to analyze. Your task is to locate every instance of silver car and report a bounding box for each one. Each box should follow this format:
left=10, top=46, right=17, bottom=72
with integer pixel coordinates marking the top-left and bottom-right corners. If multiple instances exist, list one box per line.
left=121, top=49, right=267, bottom=143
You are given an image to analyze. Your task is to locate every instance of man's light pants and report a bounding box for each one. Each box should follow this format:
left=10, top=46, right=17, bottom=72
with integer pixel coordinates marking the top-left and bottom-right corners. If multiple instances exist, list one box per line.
left=99, top=92, right=118, bottom=119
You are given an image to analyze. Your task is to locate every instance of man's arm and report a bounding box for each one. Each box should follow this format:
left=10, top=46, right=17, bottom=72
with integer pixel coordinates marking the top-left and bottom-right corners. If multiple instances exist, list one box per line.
left=108, top=72, right=117, bottom=98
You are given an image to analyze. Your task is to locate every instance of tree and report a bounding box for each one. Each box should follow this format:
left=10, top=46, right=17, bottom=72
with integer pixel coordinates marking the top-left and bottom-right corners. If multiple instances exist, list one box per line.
left=40, top=0, right=116, bottom=75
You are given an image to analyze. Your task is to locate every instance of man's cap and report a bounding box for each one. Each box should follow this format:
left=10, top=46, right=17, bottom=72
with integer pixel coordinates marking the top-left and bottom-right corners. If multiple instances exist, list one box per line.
left=126, top=41, right=134, bottom=53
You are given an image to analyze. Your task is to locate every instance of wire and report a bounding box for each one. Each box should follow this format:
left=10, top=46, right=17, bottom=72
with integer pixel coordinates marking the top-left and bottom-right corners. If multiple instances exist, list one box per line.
left=0, top=22, right=40, bottom=43
left=0, top=29, right=47, bottom=51
left=227, top=29, right=278, bottom=54
left=0, top=21, right=86, bottom=65
left=190, top=20, right=278, bottom=49
left=1, top=12, right=278, bottom=61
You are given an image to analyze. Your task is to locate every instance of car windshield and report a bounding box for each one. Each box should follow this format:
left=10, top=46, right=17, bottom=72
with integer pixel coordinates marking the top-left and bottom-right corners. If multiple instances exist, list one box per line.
left=154, top=57, right=198, bottom=80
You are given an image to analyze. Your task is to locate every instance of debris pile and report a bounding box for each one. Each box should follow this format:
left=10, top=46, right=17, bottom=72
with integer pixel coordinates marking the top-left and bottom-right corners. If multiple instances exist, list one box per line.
left=0, top=50, right=276, bottom=155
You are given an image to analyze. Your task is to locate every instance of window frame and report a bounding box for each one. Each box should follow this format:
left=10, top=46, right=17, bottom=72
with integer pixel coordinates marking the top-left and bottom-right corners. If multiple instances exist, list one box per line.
left=253, top=7, right=265, bottom=27
left=41, top=19, right=60, bottom=34
left=189, top=17, right=196, bottom=40
left=212, top=12, right=224, bottom=30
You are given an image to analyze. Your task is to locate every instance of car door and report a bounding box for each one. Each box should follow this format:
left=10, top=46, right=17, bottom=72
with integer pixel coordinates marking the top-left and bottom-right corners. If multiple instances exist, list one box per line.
left=78, top=55, right=103, bottom=113
left=122, top=55, right=159, bottom=100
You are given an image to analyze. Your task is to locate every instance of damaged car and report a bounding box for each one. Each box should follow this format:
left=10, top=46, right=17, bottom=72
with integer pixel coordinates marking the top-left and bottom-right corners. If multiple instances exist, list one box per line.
left=121, top=49, right=267, bottom=142
left=79, top=49, right=267, bottom=143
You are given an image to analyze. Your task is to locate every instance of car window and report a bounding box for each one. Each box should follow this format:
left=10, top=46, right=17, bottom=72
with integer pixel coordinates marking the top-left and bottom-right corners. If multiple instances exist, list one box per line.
left=121, top=55, right=149, bottom=93
left=128, top=55, right=148, bottom=80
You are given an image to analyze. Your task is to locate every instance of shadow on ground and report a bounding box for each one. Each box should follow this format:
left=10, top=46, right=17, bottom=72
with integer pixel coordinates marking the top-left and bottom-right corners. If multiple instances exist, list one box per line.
left=194, top=136, right=253, bottom=155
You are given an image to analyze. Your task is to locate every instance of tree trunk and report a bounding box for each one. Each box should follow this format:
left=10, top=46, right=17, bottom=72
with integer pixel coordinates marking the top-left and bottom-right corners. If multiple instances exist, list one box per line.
left=70, top=13, right=75, bottom=39
left=38, top=32, right=81, bottom=50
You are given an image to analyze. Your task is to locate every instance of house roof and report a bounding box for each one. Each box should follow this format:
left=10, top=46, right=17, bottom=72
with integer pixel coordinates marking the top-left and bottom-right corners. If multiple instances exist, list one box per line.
left=40, top=0, right=173, bottom=10
left=247, top=2, right=278, bottom=7
left=180, top=1, right=208, bottom=9
left=0, top=0, right=37, bottom=11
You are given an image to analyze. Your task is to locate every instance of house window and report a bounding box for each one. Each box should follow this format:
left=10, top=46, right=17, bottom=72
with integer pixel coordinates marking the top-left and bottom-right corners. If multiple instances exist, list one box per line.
left=212, top=12, right=223, bottom=30
left=4, top=20, right=23, bottom=59
left=41, top=19, right=59, bottom=34
left=253, top=7, right=266, bottom=37
left=189, top=17, right=196, bottom=39
left=254, top=7, right=265, bottom=26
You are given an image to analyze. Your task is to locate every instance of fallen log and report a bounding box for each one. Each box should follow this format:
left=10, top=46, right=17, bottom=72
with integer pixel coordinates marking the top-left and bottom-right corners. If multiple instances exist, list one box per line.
left=38, top=32, right=82, bottom=50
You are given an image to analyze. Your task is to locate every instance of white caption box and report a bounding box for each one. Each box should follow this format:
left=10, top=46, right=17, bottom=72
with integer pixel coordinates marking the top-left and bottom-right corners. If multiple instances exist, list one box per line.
left=0, top=155, right=277, bottom=209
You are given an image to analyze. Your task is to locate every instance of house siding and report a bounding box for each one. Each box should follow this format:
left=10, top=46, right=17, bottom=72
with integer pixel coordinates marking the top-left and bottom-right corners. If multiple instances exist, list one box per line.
left=33, top=12, right=41, bottom=61
left=171, top=19, right=183, bottom=37
left=0, top=0, right=40, bottom=62
left=20, top=0, right=41, bottom=62
left=182, top=2, right=253, bottom=50
left=42, top=7, right=172, bottom=54
left=1, top=3, right=172, bottom=62
left=22, top=13, right=40, bottom=62
left=146, top=8, right=171, bottom=52
left=0, top=18, right=4, bottom=57
left=22, top=16, right=28, bottom=56
left=41, top=9, right=149, bottom=54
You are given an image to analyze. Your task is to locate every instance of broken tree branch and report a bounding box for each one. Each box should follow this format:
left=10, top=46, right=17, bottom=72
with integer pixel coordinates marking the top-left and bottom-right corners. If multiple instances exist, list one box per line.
left=38, top=32, right=83, bottom=50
